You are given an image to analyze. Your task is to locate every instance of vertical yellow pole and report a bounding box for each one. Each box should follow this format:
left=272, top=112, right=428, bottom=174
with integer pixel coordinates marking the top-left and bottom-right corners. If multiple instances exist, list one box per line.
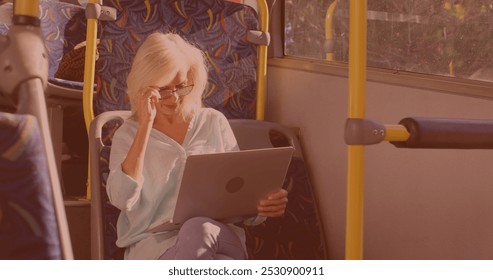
left=256, top=0, right=269, bottom=121
left=346, top=0, right=367, bottom=260
left=13, top=0, right=38, bottom=17
left=325, top=1, right=337, bottom=61
left=82, top=0, right=98, bottom=136
left=83, top=0, right=100, bottom=199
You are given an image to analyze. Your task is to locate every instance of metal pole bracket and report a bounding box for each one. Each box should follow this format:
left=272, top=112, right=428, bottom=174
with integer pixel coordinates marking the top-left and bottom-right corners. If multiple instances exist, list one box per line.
left=345, top=118, right=386, bottom=145
left=85, top=3, right=117, bottom=21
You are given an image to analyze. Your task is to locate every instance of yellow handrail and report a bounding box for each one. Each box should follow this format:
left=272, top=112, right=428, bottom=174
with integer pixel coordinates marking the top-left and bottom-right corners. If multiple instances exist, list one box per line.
left=13, top=0, right=38, bottom=17
left=82, top=0, right=100, bottom=199
left=325, top=1, right=337, bottom=61
left=82, top=0, right=98, bottom=135
left=346, top=0, right=367, bottom=260
left=255, top=0, right=269, bottom=121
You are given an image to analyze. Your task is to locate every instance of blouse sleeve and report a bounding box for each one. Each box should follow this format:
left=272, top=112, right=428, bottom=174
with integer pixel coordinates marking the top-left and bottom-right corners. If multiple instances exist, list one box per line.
left=217, top=112, right=240, bottom=152
left=106, top=125, right=144, bottom=211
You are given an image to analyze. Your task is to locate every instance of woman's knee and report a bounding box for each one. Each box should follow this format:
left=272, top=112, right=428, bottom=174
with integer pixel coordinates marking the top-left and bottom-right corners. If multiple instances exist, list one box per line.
left=177, top=217, right=219, bottom=243
left=180, top=217, right=218, bottom=236
left=171, top=217, right=245, bottom=260
left=182, top=217, right=216, bottom=229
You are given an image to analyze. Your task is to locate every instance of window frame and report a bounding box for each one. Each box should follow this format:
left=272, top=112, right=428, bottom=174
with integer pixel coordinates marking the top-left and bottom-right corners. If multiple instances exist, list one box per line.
left=268, top=56, right=493, bottom=100
left=269, top=0, right=493, bottom=100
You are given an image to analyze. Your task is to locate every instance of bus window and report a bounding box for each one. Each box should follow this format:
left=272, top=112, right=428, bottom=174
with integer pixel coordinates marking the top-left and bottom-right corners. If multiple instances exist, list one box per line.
left=284, top=0, right=493, bottom=82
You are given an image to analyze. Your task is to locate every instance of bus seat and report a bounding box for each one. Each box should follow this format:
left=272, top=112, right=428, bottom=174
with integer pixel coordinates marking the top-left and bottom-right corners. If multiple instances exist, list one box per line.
left=0, top=0, right=91, bottom=97
left=229, top=119, right=327, bottom=259
left=90, top=111, right=131, bottom=260
left=94, top=0, right=258, bottom=119
left=90, top=113, right=327, bottom=259
left=1, top=0, right=94, bottom=195
left=90, top=0, right=327, bottom=259
left=0, top=113, right=62, bottom=259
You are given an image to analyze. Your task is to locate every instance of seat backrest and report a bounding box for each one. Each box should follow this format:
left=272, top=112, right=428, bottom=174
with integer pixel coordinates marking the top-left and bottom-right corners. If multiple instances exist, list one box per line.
left=90, top=0, right=327, bottom=260
left=92, top=0, right=263, bottom=260
left=39, top=0, right=88, bottom=81
left=0, top=113, right=62, bottom=259
left=0, top=2, right=12, bottom=30
left=229, top=119, right=327, bottom=259
left=0, top=0, right=89, bottom=89
left=90, top=111, right=130, bottom=260
left=95, top=0, right=259, bottom=119
left=91, top=112, right=328, bottom=260
left=0, top=0, right=87, bottom=78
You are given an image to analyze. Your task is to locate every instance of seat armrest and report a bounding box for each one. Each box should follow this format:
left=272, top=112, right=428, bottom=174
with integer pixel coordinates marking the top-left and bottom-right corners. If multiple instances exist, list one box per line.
left=46, top=79, right=88, bottom=100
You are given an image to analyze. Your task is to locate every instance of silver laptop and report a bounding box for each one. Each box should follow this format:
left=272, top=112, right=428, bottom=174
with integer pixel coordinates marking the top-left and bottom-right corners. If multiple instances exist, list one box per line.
left=146, top=146, right=294, bottom=233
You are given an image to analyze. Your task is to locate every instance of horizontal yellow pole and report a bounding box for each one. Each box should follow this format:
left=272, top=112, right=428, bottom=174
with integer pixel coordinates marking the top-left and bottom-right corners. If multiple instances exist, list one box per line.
left=384, top=124, right=410, bottom=142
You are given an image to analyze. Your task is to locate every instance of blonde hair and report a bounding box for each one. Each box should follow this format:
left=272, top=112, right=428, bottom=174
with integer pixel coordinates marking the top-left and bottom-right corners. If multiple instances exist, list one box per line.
left=126, top=32, right=208, bottom=120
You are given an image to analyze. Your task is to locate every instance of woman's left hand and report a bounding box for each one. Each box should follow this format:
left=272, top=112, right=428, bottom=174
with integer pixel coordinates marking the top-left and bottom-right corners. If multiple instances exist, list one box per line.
left=257, top=189, right=288, bottom=218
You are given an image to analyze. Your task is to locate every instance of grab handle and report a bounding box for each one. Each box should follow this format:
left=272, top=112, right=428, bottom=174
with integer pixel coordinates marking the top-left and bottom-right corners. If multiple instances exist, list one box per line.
left=391, top=117, right=493, bottom=149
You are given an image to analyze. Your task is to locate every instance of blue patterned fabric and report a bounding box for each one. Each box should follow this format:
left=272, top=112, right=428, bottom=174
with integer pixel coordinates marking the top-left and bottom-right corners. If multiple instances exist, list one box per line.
left=0, top=0, right=88, bottom=86
left=38, top=0, right=88, bottom=79
left=230, top=121, right=327, bottom=259
left=245, top=157, right=327, bottom=259
left=0, top=113, right=61, bottom=259
left=96, top=0, right=258, bottom=119
left=0, top=3, right=12, bottom=35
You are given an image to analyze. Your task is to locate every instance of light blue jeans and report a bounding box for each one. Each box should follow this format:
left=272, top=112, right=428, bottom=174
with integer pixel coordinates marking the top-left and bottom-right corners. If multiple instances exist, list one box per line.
left=158, top=217, right=246, bottom=260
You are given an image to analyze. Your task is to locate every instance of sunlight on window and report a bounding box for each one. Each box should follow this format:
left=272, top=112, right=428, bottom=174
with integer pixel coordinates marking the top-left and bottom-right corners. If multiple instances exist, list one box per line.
left=285, top=0, right=493, bottom=82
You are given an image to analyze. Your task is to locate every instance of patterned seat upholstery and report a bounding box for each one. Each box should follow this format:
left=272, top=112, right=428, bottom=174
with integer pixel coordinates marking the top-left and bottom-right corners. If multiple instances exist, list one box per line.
left=1, top=0, right=94, bottom=198
left=229, top=119, right=327, bottom=259
left=39, top=0, right=89, bottom=88
left=96, top=0, right=257, bottom=118
left=0, top=113, right=61, bottom=259
left=91, top=0, right=327, bottom=260
left=0, top=0, right=89, bottom=90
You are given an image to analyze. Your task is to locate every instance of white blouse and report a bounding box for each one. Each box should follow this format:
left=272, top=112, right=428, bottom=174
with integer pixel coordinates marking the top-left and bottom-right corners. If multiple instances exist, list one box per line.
left=106, top=108, right=247, bottom=259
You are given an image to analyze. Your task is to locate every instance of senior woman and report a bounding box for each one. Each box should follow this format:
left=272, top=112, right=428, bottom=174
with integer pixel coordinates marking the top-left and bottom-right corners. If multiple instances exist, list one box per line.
left=106, top=32, right=288, bottom=260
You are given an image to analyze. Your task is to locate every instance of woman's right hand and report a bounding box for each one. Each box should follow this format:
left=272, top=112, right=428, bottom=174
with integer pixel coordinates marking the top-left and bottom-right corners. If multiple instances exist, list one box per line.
left=122, top=86, right=159, bottom=181
left=135, top=86, right=159, bottom=125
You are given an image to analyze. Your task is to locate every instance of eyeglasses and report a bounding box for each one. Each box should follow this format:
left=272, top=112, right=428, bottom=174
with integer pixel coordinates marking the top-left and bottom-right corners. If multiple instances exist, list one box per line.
left=157, top=84, right=194, bottom=100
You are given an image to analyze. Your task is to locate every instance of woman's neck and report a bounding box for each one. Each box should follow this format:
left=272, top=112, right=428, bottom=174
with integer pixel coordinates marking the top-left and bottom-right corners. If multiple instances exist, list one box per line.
left=154, top=112, right=185, bottom=125
left=152, top=113, right=190, bottom=145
